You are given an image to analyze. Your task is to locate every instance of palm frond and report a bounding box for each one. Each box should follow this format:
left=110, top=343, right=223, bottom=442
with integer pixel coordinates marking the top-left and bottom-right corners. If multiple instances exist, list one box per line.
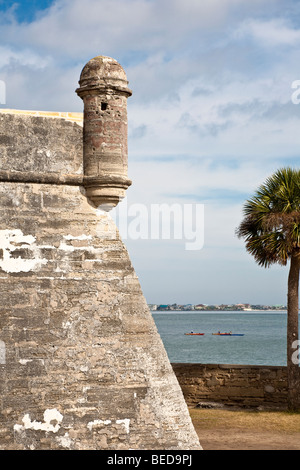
left=237, top=167, right=300, bottom=267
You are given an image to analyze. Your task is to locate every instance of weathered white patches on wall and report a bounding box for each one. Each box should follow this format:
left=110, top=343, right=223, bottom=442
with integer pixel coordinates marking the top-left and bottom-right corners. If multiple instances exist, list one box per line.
left=59, top=234, right=93, bottom=253
left=116, top=418, right=130, bottom=434
left=87, top=419, right=111, bottom=431
left=19, top=358, right=45, bottom=366
left=0, top=229, right=47, bottom=273
left=58, top=235, right=106, bottom=266
left=87, top=418, right=130, bottom=434
left=14, top=409, right=63, bottom=434
left=64, top=234, right=92, bottom=241
left=0, top=340, right=5, bottom=364
left=56, top=432, right=74, bottom=449
left=19, top=359, right=32, bottom=365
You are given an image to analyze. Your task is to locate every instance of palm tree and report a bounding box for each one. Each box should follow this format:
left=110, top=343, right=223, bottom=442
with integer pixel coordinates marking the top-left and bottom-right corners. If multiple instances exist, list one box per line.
left=236, top=167, right=300, bottom=410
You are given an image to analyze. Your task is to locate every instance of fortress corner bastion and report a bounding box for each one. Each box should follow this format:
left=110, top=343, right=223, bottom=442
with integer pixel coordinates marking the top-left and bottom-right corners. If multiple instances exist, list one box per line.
left=0, top=56, right=201, bottom=450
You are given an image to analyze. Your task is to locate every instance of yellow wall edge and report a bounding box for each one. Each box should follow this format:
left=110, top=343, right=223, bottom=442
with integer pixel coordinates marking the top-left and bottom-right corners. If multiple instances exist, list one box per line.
left=0, top=108, right=83, bottom=125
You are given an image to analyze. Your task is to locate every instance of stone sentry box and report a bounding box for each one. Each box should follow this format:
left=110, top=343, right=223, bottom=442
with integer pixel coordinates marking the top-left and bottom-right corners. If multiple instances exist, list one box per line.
left=76, top=55, right=132, bottom=210
left=0, top=56, right=201, bottom=450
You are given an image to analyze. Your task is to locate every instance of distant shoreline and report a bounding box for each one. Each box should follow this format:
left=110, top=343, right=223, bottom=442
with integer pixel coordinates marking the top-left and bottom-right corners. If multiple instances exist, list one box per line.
left=151, top=309, right=289, bottom=313
left=148, top=303, right=288, bottom=313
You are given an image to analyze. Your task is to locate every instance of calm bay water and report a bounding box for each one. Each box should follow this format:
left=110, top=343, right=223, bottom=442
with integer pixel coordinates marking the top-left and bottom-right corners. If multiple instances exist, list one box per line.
left=152, top=311, right=291, bottom=366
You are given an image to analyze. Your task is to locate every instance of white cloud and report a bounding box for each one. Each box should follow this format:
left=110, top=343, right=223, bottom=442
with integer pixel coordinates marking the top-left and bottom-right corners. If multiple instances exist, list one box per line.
left=235, top=18, right=300, bottom=46
left=0, top=0, right=273, bottom=60
left=128, top=71, right=300, bottom=171
left=0, top=45, right=51, bottom=69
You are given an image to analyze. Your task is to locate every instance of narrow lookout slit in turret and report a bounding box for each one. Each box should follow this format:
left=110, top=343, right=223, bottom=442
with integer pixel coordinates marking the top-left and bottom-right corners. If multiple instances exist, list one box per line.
left=101, top=102, right=108, bottom=111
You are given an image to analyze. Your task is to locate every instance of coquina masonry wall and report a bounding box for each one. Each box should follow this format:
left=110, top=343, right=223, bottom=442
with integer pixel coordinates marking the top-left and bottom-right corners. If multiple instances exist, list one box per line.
left=172, top=363, right=288, bottom=409
left=0, top=108, right=201, bottom=450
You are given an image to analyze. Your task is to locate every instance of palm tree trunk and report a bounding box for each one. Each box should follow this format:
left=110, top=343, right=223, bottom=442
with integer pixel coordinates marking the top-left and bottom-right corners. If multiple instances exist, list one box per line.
left=287, top=253, right=300, bottom=411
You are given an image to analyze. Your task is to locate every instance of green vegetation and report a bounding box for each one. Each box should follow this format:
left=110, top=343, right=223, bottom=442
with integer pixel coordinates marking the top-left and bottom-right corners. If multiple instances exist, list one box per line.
left=236, top=168, right=300, bottom=411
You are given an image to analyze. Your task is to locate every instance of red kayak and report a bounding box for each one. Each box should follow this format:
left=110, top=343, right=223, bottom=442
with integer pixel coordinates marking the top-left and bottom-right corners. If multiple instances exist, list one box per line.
left=212, top=332, right=244, bottom=336
left=184, top=333, right=205, bottom=336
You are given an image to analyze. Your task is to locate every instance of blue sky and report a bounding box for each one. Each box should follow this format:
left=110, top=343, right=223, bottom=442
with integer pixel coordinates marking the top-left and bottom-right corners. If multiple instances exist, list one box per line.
left=0, top=0, right=299, bottom=305
left=0, top=1, right=53, bottom=22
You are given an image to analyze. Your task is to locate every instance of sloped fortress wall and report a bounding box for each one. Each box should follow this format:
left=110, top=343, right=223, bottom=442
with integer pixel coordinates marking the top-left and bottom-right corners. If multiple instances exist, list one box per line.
left=0, top=57, right=201, bottom=450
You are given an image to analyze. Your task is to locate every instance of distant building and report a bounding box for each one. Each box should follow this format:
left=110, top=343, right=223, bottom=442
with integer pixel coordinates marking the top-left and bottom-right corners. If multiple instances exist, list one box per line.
left=148, top=304, right=157, bottom=310
left=183, top=304, right=194, bottom=310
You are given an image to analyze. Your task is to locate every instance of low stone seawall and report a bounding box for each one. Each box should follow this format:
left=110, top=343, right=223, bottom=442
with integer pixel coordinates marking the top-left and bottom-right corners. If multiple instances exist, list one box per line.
left=172, top=363, right=288, bottom=409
